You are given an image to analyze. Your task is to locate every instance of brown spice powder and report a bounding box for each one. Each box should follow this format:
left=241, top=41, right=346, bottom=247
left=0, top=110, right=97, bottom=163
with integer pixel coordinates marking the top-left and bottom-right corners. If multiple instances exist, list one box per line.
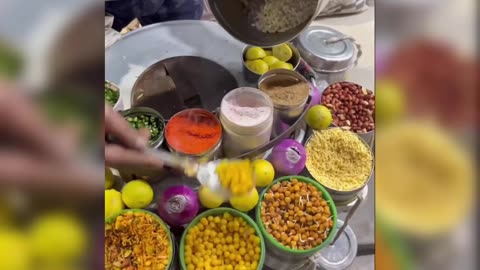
left=260, top=81, right=310, bottom=107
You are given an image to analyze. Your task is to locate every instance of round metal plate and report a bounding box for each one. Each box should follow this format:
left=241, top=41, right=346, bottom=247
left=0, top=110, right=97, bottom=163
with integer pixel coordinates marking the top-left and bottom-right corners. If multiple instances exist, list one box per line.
left=131, top=56, right=238, bottom=119
left=313, top=219, right=358, bottom=270
left=105, top=20, right=250, bottom=110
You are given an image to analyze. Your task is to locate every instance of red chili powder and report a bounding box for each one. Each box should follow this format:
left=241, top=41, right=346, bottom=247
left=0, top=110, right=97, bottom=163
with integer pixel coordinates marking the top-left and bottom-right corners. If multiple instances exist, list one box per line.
left=165, top=109, right=222, bottom=155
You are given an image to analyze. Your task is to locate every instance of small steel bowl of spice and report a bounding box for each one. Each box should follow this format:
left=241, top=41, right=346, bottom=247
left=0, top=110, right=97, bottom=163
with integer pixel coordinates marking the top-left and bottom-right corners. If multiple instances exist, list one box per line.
left=105, top=209, right=173, bottom=270
left=242, top=43, right=301, bottom=83
left=258, top=69, right=310, bottom=137
left=305, top=128, right=374, bottom=203
left=121, top=107, right=165, bottom=149
left=165, top=108, right=222, bottom=160
left=105, top=80, right=122, bottom=110
left=321, top=81, right=375, bottom=146
left=256, top=176, right=337, bottom=259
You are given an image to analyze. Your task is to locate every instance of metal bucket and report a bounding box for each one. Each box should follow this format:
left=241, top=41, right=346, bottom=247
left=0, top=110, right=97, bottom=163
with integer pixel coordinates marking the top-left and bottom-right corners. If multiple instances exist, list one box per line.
left=257, top=69, right=309, bottom=137
left=304, top=129, right=374, bottom=203
left=242, top=43, right=301, bottom=83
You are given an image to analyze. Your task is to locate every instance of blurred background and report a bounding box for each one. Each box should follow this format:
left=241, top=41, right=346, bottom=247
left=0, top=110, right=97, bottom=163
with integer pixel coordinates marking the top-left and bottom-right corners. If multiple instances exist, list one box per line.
left=0, top=0, right=104, bottom=269
left=375, top=0, right=477, bottom=269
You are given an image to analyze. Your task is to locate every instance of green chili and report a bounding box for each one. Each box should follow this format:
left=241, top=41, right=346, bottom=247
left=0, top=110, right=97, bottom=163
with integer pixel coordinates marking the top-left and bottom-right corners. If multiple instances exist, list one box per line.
left=105, top=82, right=120, bottom=106
left=125, top=113, right=163, bottom=143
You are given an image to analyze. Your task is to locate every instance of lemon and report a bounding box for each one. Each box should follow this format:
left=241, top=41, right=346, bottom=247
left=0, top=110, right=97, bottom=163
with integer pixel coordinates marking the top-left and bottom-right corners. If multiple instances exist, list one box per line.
left=252, top=160, right=275, bottom=187
left=245, top=59, right=269, bottom=75
left=376, top=79, right=405, bottom=126
left=121, top=180, right=154, bottom=209
left=286, top=63, right=294, bottom=70
left=265, top=50, right=273, bottom=56
left=198, top=186, right=224, bottom=209
left=272, top=44, right=293, bottom=62
left=29, top=212, right=87, bottom=263
left=105, top=189, right=124, bottom=218
left=269, top=61, right=291, bottom=70
left=229, top=189, right=259, bottom=212
left=0, top=229, right=29, bottom=270
left=262, top=55, right=279, bottom=66
left=305, top=105, right=332, bottom=130
left=105, top=167, right=115, bottom=189
left=245, top=47, right=267, bottom=60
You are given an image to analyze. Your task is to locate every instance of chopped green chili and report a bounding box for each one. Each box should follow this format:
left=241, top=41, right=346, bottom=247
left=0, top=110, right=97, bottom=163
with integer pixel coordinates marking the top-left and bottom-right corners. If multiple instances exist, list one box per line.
left=125, top=114, right=163, bottom=143
left=105, top=82, right=120, bottom=106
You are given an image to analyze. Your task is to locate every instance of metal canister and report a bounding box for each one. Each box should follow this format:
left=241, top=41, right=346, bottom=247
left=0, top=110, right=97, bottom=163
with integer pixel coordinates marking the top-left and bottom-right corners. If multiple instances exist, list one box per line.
left=293, top=26, right=361, bottom=84
left=304, top=129, right=374, bottom=203
left=257, top=69, right=309, bottom=137
left=242, top=43, right=301, bottom=83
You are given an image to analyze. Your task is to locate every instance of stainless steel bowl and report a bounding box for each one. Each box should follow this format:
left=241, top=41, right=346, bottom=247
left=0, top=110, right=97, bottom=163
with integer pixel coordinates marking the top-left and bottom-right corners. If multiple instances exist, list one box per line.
left=105, top=80, right=122, bottom=111
left=305, top=129, right=374, bottom=203
left=120, top=107, right=165, bottom=149
left=257, top=69, right=309, bottom=137
left=208, top=0, right=328, bottom=46
left=242, top=43, right=301, bottom=83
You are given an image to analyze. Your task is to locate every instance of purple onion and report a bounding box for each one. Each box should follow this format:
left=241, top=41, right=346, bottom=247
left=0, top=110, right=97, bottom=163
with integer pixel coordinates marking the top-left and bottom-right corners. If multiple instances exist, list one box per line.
left=157, top=185, right=199, bottom=227
left=309, top=83, right=321, bottom=108
left=271, top=139, right=306, bottom=175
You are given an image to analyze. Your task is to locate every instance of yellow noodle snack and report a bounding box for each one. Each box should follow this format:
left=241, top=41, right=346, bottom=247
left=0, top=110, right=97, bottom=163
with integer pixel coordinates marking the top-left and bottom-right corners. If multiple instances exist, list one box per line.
left=376, top=122, right=473, bottom=236
left=305, top=128, right=372, bottom=191
left=105, top=211, right=172, bottom=270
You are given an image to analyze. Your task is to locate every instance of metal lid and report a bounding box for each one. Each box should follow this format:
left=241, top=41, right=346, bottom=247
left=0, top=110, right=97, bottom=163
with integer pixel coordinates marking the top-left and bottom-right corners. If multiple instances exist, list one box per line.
left=295, top=26, right=357, bottom=73
left=311, top=219, right=358, bottom=270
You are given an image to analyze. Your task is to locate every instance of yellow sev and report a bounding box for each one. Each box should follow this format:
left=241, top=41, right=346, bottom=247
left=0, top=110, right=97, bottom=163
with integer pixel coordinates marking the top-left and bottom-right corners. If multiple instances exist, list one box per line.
left=305, top=128, right=372, bottom=191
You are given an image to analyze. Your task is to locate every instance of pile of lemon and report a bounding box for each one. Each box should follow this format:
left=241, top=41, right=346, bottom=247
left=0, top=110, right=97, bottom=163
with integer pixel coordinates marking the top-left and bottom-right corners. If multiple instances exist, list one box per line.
left=244, top=44, right=294, bottom=75
left=105, top=168, right=154, bottom=219
left=184, top=212, right=262, bottom=270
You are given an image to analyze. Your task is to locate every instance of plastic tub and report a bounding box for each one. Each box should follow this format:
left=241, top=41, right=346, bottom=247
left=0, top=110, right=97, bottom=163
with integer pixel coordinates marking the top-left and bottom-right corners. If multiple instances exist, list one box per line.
left=256, top=176, right=338, bottom=260
left=179, top=207, right=266, bottom=270
left=220, top=87, right=274, bottom=157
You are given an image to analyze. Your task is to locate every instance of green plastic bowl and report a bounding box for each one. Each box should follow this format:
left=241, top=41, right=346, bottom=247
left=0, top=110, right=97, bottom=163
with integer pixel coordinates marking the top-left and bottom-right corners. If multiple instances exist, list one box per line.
left=105, top=209, right=174, bottom=270
left=179, top=207, right=266, bottom=270
left=256, top=175, right=338, bottom=257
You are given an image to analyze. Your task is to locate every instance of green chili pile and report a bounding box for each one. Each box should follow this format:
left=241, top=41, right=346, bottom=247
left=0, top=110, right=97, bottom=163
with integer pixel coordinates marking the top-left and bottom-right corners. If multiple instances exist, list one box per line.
left=126, top=114, right=163, bottom=143
left=105, top=82, right=120, bottom=106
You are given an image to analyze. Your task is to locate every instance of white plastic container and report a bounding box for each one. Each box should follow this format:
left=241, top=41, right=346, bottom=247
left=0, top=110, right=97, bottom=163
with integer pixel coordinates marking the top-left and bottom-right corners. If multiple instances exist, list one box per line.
left=220, top=87, right=274, bottom=158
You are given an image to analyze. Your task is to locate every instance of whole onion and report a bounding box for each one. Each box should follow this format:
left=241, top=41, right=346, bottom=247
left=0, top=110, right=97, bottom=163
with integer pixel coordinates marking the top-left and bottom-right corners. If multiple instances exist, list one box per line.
left=271, top=139, right=306, bottom=175
left=157, top=185, right=199, bottom=227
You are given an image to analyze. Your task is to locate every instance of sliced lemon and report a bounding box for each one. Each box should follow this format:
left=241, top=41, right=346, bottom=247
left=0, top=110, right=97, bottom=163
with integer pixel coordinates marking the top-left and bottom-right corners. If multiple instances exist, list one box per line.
left=262, top=56, right=279, bottom=66
left=272, top=44, right=293, bottom=61
left=245, top=47, right=267, bottom=60
left=245, top=59, right=269, bottom=75
left=269, top=61, right=291, bottom=70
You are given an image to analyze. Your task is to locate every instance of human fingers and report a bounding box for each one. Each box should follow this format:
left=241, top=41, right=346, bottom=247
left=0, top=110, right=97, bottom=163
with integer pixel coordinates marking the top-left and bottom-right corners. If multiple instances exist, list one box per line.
left=104, top=105, right=148, bottom=150
left=0, top=83, right=74, bottom=160
left=105, top=144, right=163, bottom=169
left=0, top=149, right=102, bottom=196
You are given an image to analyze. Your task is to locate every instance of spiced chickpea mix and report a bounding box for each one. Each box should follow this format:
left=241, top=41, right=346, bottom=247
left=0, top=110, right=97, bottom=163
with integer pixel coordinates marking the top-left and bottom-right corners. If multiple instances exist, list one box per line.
left=260, top=179, right=334, bottom=250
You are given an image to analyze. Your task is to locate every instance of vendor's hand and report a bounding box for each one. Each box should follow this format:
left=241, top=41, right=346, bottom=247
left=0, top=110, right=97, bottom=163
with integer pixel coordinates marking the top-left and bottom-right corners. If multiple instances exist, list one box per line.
left=105, top=105, right=164, bottom=169
left=0, top=81, right=101, bottom=195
